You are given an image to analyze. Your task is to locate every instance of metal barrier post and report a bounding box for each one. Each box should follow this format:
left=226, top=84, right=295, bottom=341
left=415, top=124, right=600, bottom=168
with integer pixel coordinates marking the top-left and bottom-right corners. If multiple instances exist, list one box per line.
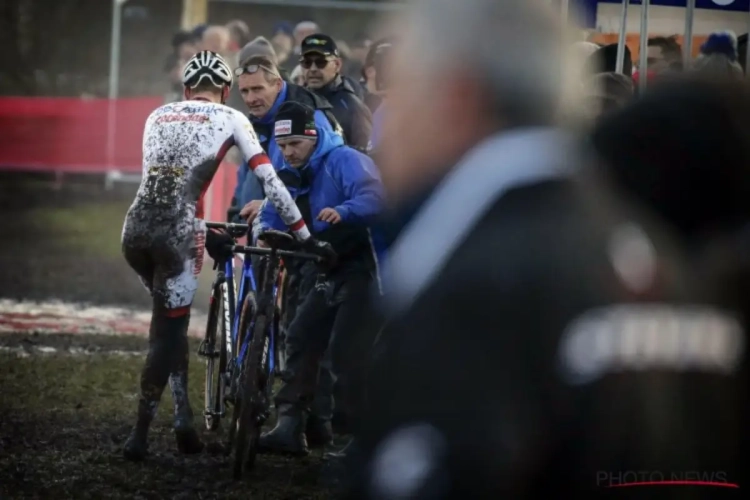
left=638, top=0, right=651, bottom=93
left=616, top=0, right=631, bottom=74
left=683, top=0, right=696, bottom=69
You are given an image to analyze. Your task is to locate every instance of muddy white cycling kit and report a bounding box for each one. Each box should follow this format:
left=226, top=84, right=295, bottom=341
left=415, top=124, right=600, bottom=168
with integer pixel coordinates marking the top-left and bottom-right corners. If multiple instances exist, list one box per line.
left=122, top=100, right=310, bottom=310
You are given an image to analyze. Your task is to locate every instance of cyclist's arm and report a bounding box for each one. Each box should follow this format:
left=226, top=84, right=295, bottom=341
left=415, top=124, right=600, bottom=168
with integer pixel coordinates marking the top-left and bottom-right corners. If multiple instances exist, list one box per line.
left=253, top=199, right=286, bottom=241
left=230, top=111, right=311, bottom=241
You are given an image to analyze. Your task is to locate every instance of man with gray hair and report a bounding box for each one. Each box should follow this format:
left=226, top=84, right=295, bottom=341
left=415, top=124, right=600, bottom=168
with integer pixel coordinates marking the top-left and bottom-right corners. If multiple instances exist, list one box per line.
left=341, top=0, right=736, bottom=496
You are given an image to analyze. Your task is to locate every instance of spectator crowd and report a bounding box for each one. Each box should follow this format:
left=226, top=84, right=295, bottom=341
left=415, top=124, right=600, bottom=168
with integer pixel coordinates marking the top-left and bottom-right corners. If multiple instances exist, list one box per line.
left=163, top=19, right=378, bottom=110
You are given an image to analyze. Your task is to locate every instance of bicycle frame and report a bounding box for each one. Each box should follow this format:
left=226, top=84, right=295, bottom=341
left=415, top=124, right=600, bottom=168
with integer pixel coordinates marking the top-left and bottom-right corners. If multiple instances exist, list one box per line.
left=232, top=255, right=279, bottom=378
left=226, top=253, right=280, bottom=381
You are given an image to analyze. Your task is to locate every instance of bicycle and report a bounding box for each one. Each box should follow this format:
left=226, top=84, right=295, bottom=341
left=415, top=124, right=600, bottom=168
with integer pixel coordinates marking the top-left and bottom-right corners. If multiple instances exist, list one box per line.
left=198, top=223, right=322, bottom=479
left=198, top=221, right=249, bottom=433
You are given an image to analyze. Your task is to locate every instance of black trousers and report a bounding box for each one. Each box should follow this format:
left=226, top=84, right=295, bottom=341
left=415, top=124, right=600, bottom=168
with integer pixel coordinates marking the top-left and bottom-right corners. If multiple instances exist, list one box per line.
left=275, top=272, right=372, bottom=426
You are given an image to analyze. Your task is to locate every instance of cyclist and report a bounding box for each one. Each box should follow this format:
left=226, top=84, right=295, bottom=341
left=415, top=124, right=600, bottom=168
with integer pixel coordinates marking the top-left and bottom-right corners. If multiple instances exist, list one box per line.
left=120, top=50, right=332, bottom=461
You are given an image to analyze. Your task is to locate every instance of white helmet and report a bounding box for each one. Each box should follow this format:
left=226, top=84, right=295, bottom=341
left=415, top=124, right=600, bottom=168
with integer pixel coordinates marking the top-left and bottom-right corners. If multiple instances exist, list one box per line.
left=182, top=50, right=233, bottom=89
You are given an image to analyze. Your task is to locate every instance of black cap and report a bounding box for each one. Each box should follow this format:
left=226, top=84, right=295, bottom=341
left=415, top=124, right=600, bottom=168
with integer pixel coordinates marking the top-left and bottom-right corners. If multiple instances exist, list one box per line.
left=301, top=33, right=339, bottom=57
left=274, top=101, right=318, bottom=139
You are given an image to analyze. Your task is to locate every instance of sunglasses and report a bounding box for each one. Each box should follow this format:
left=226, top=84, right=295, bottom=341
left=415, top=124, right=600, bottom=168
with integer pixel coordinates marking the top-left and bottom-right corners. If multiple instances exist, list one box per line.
left=300, top=58, right=333, bottom=69
left=234, top=64, right=279, bottom=78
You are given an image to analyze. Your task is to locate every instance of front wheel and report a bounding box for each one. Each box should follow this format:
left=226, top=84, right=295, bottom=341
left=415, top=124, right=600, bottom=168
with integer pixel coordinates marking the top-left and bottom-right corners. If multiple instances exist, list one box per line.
left=200, top=283, right=227, bottom=431
left=232, top=293, right=266, bottom=479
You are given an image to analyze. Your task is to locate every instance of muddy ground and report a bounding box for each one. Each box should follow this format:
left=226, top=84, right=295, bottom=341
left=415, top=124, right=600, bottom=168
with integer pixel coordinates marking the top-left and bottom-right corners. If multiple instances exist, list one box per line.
left=0, top=174, right=339, bottom=498
left=0, top=333, right=342, bottom=499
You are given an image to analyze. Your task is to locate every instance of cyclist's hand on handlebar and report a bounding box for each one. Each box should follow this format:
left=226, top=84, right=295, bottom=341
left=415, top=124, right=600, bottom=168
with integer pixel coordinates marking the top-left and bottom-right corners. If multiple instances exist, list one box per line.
left=205, top=229, right=235, bottom=262
left=302, top=238, right=337, bottom=269
left=239, top=200, right=263, bottom=224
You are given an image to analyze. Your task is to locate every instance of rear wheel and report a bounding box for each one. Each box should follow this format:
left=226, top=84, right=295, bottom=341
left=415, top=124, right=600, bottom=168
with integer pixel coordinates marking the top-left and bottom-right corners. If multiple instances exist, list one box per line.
left=200, top=285, right=227, bottom=431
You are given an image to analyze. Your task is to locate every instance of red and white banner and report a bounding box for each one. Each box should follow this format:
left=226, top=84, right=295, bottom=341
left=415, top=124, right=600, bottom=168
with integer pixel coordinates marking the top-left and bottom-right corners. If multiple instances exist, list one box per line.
left=0, top=96, right=239, bottom=223
left=0, top=96, right=162, bottom=173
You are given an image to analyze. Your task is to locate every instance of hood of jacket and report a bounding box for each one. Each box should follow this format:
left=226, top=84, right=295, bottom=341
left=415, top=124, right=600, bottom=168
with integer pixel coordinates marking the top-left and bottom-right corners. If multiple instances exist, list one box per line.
left=277, top=124, right=345, bottom=196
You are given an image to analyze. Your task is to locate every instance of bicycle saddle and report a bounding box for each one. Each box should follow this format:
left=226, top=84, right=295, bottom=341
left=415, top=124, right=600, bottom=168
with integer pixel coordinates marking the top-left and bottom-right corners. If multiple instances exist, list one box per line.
left=257, top=229, right=296, bottom=250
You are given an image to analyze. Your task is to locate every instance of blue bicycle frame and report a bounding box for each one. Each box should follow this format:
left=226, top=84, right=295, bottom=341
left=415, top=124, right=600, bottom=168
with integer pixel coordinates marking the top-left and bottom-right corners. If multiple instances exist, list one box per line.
left=225, top=254, right=279, bottom=378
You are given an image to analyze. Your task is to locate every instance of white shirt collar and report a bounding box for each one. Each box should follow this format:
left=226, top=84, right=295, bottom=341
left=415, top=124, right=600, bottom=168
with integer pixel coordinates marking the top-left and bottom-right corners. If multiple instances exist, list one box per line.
left=380, top=127, right=577, bottom=316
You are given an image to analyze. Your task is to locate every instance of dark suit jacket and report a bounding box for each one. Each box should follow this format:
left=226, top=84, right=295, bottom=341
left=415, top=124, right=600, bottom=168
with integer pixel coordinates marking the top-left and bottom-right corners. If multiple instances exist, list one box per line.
left=348, top=172, right=744, bottom=498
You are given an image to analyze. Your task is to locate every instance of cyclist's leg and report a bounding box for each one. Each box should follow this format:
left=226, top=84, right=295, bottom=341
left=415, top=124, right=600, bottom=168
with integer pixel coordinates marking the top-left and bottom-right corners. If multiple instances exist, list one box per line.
left=122, top=239, right=155, bottom=294
left=124, top=222, right=205, bottom=459
left=163, top=220, right=205, bottom=451
left=122, top=243, right=162, bottom=461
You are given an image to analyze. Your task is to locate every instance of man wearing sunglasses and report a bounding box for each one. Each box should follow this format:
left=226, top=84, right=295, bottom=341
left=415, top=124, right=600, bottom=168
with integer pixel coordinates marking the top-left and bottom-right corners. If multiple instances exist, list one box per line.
left=300, top=34, right=372, bottom=151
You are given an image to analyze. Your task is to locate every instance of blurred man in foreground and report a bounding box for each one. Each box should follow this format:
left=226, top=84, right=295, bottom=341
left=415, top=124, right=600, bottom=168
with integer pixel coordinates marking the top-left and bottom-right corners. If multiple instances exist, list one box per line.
left=347, top=0, right=745, bottom=497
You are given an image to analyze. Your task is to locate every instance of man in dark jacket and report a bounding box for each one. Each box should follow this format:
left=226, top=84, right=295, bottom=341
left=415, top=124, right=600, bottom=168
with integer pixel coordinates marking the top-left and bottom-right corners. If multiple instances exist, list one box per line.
left=255, top=102, right=384, bottom=456
left=342, top=0, right=745, bottom=497
left=299, top=33, right=372, bottom=151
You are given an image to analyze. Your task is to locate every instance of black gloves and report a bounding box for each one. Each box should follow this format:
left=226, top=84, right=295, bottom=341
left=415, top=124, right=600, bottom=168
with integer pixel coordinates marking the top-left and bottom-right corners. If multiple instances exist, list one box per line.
left=205, top=229, right=235, bottom=262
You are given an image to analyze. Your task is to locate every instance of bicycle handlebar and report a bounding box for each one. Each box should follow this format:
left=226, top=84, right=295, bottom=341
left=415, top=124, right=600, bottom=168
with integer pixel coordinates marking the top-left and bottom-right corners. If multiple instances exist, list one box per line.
left=206, top=221, right=249, bottom=231
left=229, top=244, right=322, bottom=263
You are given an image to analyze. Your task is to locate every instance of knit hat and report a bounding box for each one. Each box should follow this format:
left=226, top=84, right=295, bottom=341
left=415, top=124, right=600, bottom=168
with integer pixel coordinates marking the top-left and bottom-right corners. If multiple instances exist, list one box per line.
left=239, top=36, right=278, bottom=67
left=274, top=101, right=318, bottom=139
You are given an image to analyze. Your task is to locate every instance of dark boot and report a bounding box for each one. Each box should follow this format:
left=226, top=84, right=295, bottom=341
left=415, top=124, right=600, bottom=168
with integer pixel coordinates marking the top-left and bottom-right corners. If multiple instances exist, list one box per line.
left=306, top=414, right=334, bottom=448
left=259, top=405, right=309, bottom=456
left=169, top=371, right=204, bottom=454
left=123, top=398, right=158, bottom=461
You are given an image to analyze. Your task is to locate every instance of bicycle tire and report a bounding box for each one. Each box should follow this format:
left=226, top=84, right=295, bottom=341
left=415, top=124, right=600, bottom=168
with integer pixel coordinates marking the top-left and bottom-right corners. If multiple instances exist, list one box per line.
left=226, top=291, right=257, bottom=452
left=232, top=293, right=266, bottom=479
left=202, top=284, right=225, bottom=431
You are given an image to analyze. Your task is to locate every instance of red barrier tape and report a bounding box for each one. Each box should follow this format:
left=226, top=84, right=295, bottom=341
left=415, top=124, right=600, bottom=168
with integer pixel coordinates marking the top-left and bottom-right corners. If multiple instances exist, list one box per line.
left=0, top=96, right=162, bottom=173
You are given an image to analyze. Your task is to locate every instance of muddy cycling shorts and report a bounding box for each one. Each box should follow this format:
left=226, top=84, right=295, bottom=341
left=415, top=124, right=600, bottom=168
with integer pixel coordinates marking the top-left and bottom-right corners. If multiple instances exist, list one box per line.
left=122, top=217, right=207, bottom=311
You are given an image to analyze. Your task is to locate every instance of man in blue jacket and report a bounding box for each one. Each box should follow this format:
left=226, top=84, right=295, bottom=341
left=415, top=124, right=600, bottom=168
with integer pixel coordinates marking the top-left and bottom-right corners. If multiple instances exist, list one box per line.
left=227, top=54, right=343, bottom=223
left=255, top=101, right=384, bottom=455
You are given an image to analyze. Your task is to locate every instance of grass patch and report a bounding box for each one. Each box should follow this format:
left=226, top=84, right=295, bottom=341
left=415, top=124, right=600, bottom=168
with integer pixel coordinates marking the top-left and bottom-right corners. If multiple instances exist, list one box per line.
left=0, top=350, right=202, bottom=420
left=0, top=334, right=333, bottom=499
left=25, top=202, right=131, bottom=260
